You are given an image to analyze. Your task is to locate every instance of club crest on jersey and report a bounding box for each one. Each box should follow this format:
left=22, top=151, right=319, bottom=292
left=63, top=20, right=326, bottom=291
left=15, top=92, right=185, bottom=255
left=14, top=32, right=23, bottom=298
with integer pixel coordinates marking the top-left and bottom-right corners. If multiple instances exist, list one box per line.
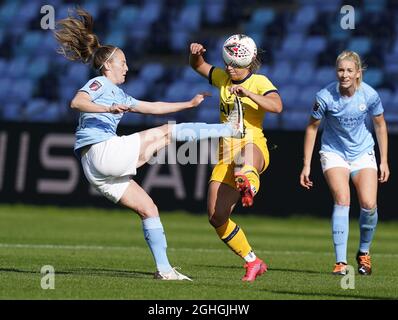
left=358, top=104, right=366, bottom=111
left=89, top=80, right=102, bottom=91
left=313, top=101, right=320, bottom=111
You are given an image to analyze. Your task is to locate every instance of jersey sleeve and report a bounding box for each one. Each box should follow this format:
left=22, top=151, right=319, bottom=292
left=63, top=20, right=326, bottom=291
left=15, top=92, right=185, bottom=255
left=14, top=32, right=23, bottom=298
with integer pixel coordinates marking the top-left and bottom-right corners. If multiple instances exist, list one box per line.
left=257, top=75, right=278, bottom=96
left=209, top=66, right=229, bottom=88
left=369, top=92, right=384, bottom=116
left=79, top=78, right=107, bottom=101
left=311, top=92, right=327, bottom=119
left=123, top=92, right=140, bottom=108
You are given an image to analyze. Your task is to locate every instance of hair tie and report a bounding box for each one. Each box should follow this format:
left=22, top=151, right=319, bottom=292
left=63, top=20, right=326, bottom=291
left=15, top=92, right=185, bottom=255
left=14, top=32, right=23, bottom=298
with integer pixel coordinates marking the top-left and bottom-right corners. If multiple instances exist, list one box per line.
left=98, top=47, right=118, bottom=70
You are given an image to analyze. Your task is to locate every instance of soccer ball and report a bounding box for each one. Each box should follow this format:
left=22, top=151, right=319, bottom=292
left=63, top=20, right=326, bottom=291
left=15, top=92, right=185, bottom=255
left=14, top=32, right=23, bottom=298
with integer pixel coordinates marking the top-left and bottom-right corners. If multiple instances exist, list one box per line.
left=222, top=34, right=257, bottom=68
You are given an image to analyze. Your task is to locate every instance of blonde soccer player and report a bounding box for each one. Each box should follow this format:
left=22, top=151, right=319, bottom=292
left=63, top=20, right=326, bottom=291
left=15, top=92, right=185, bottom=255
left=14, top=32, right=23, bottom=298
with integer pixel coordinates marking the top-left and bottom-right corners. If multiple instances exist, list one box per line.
left=189, top=35, right=283, bottom=282
left=300, top=51, right=390, bottom=276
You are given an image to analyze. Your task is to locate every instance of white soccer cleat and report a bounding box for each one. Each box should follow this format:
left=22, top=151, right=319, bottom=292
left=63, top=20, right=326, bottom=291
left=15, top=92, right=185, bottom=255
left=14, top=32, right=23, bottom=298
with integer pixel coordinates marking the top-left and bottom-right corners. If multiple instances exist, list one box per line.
left=154, top=267, right=193, bottom=281
left=226, top=96, right=245, bottom=138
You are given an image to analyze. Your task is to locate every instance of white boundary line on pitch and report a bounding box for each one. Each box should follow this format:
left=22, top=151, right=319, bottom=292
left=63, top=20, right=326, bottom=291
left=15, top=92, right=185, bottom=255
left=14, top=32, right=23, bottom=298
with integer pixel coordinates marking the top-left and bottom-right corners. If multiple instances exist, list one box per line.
left=1, top=243, right=398, bottom=258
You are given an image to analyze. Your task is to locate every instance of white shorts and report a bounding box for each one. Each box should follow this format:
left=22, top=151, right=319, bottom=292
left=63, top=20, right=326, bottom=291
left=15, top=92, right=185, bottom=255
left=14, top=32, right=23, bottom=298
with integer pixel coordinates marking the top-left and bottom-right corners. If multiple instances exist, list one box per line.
left=81, top=134, right=141, bottom=203
left=320, top=150, right=377, bottom=176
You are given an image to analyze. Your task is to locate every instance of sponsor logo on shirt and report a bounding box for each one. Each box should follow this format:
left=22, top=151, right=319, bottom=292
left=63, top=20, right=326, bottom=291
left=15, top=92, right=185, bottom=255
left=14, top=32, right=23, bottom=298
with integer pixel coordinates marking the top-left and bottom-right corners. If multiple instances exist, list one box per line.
left=313, top=101, right=320, bottom=111
left=89, top=80, right=102, bottom=91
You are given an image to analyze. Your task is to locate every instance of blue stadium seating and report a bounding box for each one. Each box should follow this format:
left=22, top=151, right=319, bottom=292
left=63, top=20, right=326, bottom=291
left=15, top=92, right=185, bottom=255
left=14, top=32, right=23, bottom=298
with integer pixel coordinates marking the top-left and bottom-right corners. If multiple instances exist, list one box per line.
left=0, top=0, right=396, bottom=132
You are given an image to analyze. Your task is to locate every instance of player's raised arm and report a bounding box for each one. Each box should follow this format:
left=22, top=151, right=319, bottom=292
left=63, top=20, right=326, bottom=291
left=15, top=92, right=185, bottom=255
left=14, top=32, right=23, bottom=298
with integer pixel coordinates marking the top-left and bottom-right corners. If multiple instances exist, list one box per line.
left=189, top=43, right=212, bottom=79
left=129, top=92, right=211, bottom=115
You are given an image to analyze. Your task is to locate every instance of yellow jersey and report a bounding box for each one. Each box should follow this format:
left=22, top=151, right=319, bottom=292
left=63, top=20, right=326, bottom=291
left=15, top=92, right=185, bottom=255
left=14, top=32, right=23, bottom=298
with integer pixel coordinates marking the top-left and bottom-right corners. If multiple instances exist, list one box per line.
left=209, top=66, right=278, bottom=140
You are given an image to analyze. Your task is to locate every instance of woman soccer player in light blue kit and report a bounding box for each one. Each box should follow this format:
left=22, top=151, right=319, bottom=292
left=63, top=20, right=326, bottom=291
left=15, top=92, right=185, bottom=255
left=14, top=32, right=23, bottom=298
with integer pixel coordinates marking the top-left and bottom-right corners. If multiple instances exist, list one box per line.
left=54, top=8, right=244, bottom=281
left=300, top=51, right=390, bottom=276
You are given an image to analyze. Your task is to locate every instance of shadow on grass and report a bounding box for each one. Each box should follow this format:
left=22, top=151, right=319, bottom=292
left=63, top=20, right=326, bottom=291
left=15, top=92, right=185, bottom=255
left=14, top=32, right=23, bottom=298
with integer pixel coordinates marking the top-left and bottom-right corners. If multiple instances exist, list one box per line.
left=195, top=264, right=326, bottom=275
left=269, top=267, right=326, bottom=275
left=0, top=267, right=153, bottom=278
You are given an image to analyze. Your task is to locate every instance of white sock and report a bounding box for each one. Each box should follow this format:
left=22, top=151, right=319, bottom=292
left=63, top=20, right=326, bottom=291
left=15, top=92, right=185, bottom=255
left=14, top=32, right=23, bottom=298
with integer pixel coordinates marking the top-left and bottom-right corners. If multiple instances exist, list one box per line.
left=244, top=251, right=257, bottom=263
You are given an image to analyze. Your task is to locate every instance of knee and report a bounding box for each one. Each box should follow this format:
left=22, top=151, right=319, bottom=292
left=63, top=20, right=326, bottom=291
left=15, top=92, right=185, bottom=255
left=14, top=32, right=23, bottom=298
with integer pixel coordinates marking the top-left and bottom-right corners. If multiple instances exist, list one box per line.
left=335, top=201, right=350, bottom=207
left=137, top=202, right=159, bottom=219
left=334, top=195, right=350, bottom=207
left=361, top=201, right=377, bottom=211
left=207, top=208, right=229, bottom=228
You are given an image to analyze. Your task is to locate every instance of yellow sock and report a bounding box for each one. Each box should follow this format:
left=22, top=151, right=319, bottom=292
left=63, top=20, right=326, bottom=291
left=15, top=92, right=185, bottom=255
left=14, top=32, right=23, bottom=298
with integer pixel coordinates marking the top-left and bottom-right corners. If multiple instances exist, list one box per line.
left=237, top=164, right=260, bottom=195
left=215, top=219, right=252, bottom=258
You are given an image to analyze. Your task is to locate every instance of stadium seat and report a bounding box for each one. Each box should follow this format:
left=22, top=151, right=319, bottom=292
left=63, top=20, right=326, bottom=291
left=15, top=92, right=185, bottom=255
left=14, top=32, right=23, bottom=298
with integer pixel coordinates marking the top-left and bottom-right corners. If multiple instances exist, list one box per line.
left=203, top=0, right=226, bottom=25
left=348, top=37, right=372, bottom=56
left=315, top=67, right=336, bottom=87
left=123, top=80, right=148, bottom=100
left=1, top=101, right=22, bottom=121
left=245, top=8, right=275, bottom=33
left=139, top=63, right=166, bottom=84
left=114, top=5, right=139, bottom=29
left=170, top=31, right=190, bottom=52
left=278, top=85, right=299, bottom=110
left=62, top=63, right=90, bottom=85
left=10, top=79, right=34, bottom=103
left=173, top=5, right=201, bottom=32
left=378, top=88, right=393, bottom=107
left=0, top=0, right=395, bottom=130
left=6, top=57, right=29, bottom=79
left=364, top=68, right=383, bottom=88
left=17, top=1, right=39, bottom=23
left=387, top=91, right=398, bottom=113
left=293, top=5, right=317, bottom=26
left=0, top=78, right=11, bottom=102
left=0, top=1, right=19, bottom=26
left=0, top=58, right=7, bottom=75
left=104, top=31, right=126, bottom=48
left=291, top=62, right=316, bottom=86
left=269, top=61, right=293, bottom=86
left=163, top=80, right=192, bottom=101
left=275, top=34, right=305, bottom=61
left=296, top=85, right=320, bottom=110
left=197, top=107, right=218, bottom=123
left=181, top=66, right=204, bottom=83
left=329, top=22, right=352, bottom=41
left=299, top=36, right=327, bottom=60
left=364, top=0, right=386, bottom=13
left=281, top=111, right=310, bottom=130
left=264, top=111, right=281, bottom=130
left=27, top=57, right=50, bottom=80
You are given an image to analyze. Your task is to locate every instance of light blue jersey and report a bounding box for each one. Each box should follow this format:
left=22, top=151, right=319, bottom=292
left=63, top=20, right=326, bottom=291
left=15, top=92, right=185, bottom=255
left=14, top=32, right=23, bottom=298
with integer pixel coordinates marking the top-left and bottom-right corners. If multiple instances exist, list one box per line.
left=312, top=81, right=383, bottom=161
left=74, top=76, right=139, bottom=154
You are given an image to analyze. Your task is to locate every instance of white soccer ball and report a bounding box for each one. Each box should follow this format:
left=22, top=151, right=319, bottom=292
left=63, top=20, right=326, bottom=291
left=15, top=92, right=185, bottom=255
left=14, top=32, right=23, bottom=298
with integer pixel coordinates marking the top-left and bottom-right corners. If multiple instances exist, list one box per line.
left=222, top=34, right=257, bottom=68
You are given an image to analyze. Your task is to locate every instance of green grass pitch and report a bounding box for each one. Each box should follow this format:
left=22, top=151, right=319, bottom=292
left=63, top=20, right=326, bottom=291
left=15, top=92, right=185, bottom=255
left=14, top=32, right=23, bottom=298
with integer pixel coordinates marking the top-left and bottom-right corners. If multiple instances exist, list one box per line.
left=0, top=205, right=397, bottom=300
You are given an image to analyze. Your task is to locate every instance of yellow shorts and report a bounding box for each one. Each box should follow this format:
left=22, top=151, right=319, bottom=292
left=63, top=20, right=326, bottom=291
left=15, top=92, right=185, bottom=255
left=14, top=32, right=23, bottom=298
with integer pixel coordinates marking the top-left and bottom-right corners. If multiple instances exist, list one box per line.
left=209, top=136, right=270, bottom=189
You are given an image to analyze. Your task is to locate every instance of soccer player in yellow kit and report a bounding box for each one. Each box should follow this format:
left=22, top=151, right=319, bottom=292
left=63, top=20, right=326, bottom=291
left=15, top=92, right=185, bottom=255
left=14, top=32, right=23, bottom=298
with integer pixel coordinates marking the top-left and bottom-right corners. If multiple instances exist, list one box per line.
left=189, top=35, right=283, bottom=281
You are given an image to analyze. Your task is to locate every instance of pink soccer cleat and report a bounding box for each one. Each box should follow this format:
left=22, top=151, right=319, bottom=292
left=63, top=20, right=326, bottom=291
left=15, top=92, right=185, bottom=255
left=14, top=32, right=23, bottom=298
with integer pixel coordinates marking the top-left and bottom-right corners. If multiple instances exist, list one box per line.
left=235, top=173, right=254, bottom=207
left=242, top=258, right=268, bottom=282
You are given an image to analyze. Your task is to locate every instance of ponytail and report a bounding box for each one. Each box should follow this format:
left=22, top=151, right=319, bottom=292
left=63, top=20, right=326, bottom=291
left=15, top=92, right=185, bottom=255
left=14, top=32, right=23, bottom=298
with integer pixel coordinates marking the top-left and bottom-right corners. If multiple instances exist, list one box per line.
left=54, top=7, right=117, bottom=73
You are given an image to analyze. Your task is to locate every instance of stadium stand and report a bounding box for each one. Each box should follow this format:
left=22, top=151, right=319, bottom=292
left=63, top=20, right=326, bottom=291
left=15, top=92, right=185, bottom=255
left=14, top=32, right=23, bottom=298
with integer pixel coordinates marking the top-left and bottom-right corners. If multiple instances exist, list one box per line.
left=0, top=0, right=396, bottom=131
